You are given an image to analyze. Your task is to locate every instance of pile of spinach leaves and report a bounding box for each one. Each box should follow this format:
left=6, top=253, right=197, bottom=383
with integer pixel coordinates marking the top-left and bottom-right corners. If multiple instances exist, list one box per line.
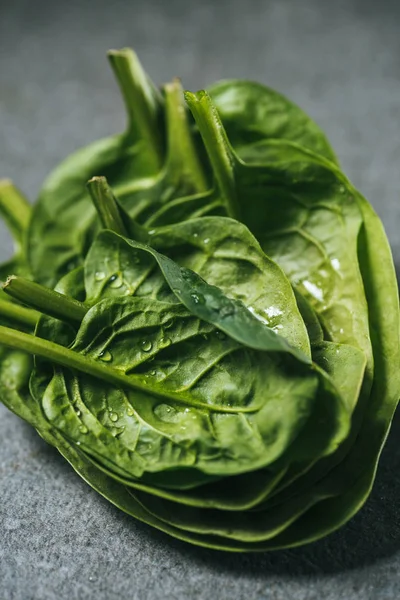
left=1, top=48, right=399, bottom=552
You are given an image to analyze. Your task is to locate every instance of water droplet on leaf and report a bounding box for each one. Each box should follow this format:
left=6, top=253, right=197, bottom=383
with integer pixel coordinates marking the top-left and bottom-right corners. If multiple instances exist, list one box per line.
left=181, top=268, right=192, bottom=281
left=141, top=340, right=153, bottom=352
left=331, top=258, right=341, bottom=271
left=191, top=292, right=205, bottom=305
left=154, top=403, right=180, bottom=423
left=99, top=350, right=112, bottom=362
left=302, top=280, right=324, bottom=302
left=95, top=271, right=105, bottom=281
left=110, top=412, right=119, bottom=422
left=79, top=425, right=88, bottom=434
left=109, top=274, right=123, bottom=289
left=159, top=337, right=172, bottom=349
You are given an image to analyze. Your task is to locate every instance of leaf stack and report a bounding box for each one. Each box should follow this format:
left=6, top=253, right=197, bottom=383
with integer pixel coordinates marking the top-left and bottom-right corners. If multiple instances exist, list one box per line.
left=1, top=48, right=399, bottom=551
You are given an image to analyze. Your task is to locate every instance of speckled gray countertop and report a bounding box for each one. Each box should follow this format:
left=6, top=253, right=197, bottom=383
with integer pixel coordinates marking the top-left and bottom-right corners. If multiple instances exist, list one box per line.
left=1, top=1, right=400, bottom=598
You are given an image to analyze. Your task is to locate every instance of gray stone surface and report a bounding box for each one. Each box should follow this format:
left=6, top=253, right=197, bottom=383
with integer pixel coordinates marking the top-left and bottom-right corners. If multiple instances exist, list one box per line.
left=1, top=0, right=400, bottom=598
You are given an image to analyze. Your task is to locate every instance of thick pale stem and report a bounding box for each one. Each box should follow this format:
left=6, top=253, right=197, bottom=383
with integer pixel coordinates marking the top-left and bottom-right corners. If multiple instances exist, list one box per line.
left=108, top=48, right=164, bottom=173
left=0, top=180, right=31, bottom=244
left=3, top=276, right=87, bottom=324
left=184, top=91, right=240, bottom=219
left=164, top=79, right=208, bottom=193
left=0, top=326, right=249, bottom=413
left=0, top=298, right=39, bottom=329
left=87, top=177, right=128, bottom=236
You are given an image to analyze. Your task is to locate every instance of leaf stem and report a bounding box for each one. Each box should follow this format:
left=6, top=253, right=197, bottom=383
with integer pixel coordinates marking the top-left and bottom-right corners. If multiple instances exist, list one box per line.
left=87, top=177, right=128, bottom=236
left=0, top=325, right=254, bottom=414
left=0, top=297, right=39, bottom=329
left=0, top=180, right=31, bottom=244
left=164, top=79, right=208, bottom=193
left=184, top=91, right=240, bottom=219
left=108, top=48, right=164, bottom=173
left=2, top=276, right=87, bottom=324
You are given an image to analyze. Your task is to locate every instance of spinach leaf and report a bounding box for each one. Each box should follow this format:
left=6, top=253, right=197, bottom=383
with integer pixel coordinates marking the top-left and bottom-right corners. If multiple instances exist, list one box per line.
left=0, top=347, right=39, bottom=427
left=184, top=91, right=373, bottom=381
left=27, top=50, right=208, bottom=288
left=208, top=79, right=338, bottom=163
left=84, top=226, right=311, bottom=361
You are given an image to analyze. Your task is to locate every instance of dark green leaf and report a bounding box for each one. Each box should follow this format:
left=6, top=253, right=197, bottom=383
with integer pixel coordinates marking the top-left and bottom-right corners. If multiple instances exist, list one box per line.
left=208, top=80, right=338, bottom=163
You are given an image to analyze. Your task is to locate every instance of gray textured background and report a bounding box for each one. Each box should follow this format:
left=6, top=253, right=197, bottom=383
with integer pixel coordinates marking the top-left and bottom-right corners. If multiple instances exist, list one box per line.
left=1, top=1, right=400, bottom=598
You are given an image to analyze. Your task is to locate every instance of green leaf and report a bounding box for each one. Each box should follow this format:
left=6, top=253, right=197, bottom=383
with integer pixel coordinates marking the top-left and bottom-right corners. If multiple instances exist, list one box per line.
left=85, top=222, right=312, bottom=361
left=208, top=80, right=338, bottom=163
left=185, top=92, right=373, bottom=382
left=0, top=347, right=40, bottom=428
left=27, top=55, right=209, bottom=289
